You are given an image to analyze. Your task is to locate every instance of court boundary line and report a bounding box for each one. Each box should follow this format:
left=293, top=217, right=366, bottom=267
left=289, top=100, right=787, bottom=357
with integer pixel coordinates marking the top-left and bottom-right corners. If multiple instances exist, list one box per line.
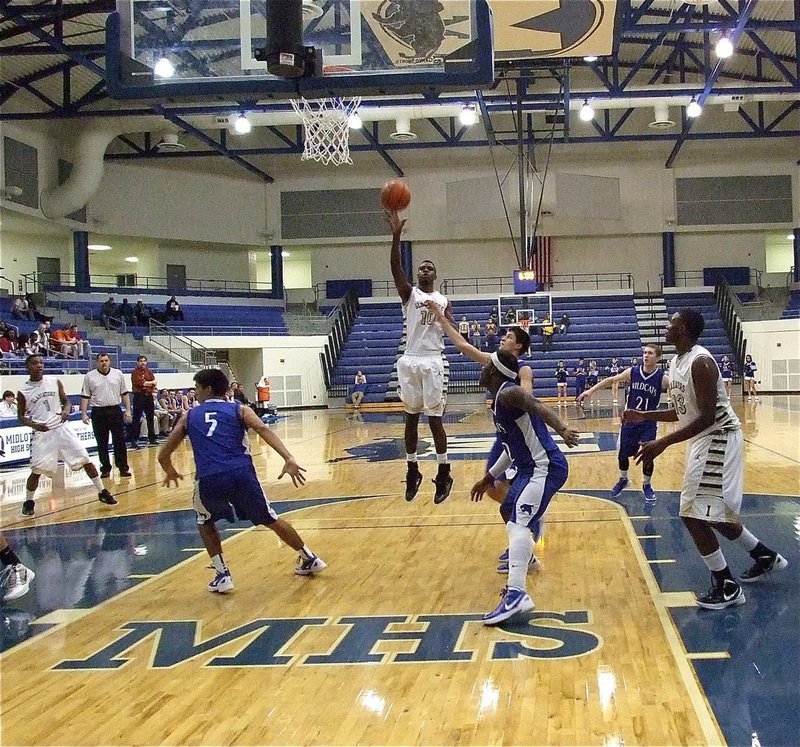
left=569, top=491, right=726, bottom=747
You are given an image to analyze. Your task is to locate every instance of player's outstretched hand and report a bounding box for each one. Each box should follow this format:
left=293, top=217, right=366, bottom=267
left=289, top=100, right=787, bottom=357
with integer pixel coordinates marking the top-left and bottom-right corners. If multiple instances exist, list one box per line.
left=576, top=391, right=589, bottom=405
left=471, top=474, right=493, bottom=502
left=635, top=439, right=666, bottom=465
left=557, top=425, right=581, bottom=448
left=278, top=458, right=307, bottom=487
left=385, top=210, right=406, bottom=236
left=162, top=467, right=183, bottom=488
left=622, top=408, right=645, bottom=424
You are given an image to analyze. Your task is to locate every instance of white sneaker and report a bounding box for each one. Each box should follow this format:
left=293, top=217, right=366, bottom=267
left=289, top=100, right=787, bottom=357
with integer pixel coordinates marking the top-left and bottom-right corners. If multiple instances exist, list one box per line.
left=295, top=555, right=327, bottom=576
left=208, top=570, right=234, bottom=593
left=1, top=564, right=35, bottom=601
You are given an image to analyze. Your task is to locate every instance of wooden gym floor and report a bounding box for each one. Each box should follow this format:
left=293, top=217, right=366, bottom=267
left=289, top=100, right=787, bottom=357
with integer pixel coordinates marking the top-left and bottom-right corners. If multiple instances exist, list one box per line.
left=0, top=395, right=797, bottom=746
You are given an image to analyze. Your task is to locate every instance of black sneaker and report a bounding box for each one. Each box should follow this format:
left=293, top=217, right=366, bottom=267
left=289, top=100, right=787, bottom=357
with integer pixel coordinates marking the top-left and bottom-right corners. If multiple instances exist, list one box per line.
left=404, top=470, right=423, bottom=502
left=696, top=578, right=746, bottom=610
left=98, top=489, right=118, bottom=505
left=740, top=552, right=788, bottom=583
left=21, top=500, right=35, bottom=517
left=100, top=469, right=111, bottom=479
left=433, top=472, right=454, bottom=505
left=119, top=470, right=132, bottom=478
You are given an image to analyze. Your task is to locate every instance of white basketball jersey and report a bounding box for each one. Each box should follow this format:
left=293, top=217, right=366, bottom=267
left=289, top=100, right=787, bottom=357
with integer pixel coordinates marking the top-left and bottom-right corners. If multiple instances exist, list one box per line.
left=19, top=375, right=63, bottom=429
left=668, top=344, right=739, bottom=439
left=403, top=286, right=448, bottom=355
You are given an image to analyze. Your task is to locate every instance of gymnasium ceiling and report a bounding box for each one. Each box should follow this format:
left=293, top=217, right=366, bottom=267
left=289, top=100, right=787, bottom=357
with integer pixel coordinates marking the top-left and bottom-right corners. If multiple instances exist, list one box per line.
left=0, top=0, right=799, bottom=182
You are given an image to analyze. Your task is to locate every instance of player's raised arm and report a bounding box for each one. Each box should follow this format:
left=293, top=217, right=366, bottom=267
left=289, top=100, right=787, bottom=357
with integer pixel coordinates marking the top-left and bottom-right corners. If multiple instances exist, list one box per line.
left=424, top=300, right=489, bottom=364
left=500, top=387, right=580, bottom=448
left=577, top=367, right=631, bottom=404
left=387, top=210, right=412, bottom=303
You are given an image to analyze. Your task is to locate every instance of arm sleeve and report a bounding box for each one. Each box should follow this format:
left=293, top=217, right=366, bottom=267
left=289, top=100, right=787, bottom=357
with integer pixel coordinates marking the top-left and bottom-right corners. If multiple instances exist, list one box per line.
left=488, top=451, right=512, bottom=479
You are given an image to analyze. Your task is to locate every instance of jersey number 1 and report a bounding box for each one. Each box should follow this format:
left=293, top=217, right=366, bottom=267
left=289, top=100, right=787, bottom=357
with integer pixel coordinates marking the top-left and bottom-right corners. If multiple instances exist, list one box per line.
left=204, top=412, right=217, bottom=437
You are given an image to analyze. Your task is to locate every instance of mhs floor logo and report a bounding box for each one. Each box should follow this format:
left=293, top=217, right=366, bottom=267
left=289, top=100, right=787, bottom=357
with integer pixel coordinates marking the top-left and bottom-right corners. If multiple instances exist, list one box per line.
left=330, top=432, right=617, bottom=463
left=54, top=612, right=601, bottom=670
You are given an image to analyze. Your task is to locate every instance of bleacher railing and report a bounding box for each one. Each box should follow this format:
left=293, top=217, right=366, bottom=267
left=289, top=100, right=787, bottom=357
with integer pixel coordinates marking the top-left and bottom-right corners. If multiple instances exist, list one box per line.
left=320, top=289, right=359, bottom=397
left=23, top=272, right=273, bottom=297
left=664, top=268, right=762, bottom=290
left=147, top=318, right=216, bottom=370
left=315, top=273, right=633, bottom=301
left=713, top=278, right=746, bottom=386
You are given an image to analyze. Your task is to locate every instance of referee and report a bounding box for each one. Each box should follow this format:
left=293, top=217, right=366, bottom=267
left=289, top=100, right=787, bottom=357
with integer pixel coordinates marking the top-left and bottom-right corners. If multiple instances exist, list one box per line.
left=80, top=353, right=132, bottom=478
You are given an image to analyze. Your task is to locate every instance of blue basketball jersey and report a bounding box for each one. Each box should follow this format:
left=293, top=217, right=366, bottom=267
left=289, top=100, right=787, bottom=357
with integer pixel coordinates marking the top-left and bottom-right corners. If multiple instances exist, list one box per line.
left=186, top=398, right=252, bottom=478
left=492, top=381, right=567, bottom=474
left=625, top=366, right=665, bottom=411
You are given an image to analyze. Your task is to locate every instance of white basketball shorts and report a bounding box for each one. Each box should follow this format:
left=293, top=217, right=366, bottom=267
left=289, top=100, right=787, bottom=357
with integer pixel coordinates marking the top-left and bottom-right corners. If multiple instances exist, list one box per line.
left=30, top=424, right=91, bottom=476
left=679, top=428, right=743, bottom=523
left=397, top=353, right=447, bottom=417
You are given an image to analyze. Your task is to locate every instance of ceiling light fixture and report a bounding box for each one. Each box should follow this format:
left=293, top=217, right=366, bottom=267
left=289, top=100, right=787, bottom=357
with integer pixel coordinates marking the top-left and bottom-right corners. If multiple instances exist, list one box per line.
left=233, top=113, right=251, bottom=134
left=583, top=55, right=598, bottom=62
left=788, top=233, right=796, bottom=241
left=153, top=56, right=175, bottom=78
left=347, top=111, right=363, bottom=129
left=686, top=98, right=702, bottom=118
left=459, top=104, right=478, bottom=126
left=88, top=244, right=111, bottom=251
left=125, top=256, right=139, bottom=263
left=715, top=36, right=734, bottom=59
left=579, top=99, right=595, bottom=122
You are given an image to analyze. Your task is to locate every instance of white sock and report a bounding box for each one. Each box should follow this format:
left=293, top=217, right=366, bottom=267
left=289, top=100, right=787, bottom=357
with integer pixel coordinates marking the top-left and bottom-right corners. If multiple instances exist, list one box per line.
left=507, top=522, right=533, bottom=591
left=619, top=470, right=628, bottom=480
left=436, top=452, right=449, bottom=465
left=735, top=527, right=759, bottom=552
left=642, top=474, right=651, bottom=486
left=701, top=548, right=727, bottom=573
left=211, top=554, right=227, bottom=573
left=91, top=476, right=104, bottom=492
left=406, top=453, right=417, bottom=464
left=299, top=545, right=314, bottom=560
left=25, top=489, right=36, bottom=502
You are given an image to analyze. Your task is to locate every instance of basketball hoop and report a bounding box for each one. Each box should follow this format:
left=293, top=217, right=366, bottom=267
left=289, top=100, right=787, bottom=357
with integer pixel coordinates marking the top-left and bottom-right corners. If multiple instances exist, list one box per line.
left=290, top=96, right=361, bottom=166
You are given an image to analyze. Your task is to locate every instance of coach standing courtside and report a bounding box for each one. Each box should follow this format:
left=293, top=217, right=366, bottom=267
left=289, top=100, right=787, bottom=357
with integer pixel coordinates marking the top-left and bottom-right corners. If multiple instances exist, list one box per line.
left=80, top=353, right=132, bottom=478
left=129, top=355, right=158, bottom=448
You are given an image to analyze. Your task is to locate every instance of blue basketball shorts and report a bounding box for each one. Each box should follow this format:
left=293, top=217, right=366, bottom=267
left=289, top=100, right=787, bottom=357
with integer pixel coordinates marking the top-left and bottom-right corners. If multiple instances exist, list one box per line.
left=502, top=462, right=568, bottom=530
left=193, top=464, right=278, bottom=526
left=618, top=421, right=658, bottom=459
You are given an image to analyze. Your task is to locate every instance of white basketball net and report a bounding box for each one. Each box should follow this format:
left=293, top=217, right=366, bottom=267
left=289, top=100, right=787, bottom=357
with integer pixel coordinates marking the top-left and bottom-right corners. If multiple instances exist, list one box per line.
left=290, top=96, right=362, bottom=166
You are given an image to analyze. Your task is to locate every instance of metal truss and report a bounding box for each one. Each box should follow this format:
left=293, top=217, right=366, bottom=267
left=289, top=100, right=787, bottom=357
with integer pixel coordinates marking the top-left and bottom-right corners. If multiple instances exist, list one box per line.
left=0, top=0, right=798, bottom=178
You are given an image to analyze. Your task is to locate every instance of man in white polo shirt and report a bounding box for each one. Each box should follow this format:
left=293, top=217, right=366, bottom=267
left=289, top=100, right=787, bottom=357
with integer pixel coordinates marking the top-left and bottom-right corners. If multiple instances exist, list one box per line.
left=81, top=353, right=132, bottom=478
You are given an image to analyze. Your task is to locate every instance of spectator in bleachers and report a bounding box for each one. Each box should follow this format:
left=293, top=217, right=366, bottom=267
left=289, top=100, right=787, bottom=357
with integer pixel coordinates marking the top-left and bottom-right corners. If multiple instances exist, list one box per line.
left=24, top=331, right=45, bottom=357
left=559, top=313, right=571, bottom=334
left=485, top=318, right=498, bottom=352
left=0, top=329, right=21, bottom=356
left=503, top=307, right=516, bottom=325
left=351, top=371, right=367, bottom=409
left=166, top=295, right=184, bottom=321
left=159, top=389, right=182, bottom=426
left=11, top=296, right=34, bottom=321
left=458, top=316, right=469, bottom=343
left=118, top=299, right=136, bottom=328
left=66, top=324, right=90, bottom=359
left=541, top=313, right=555, bottom=351
left=100, top=296, right=117, bottom=330
left=50, top=324, right=75, bottom=359
left=0, top=321, right=18, bottom=338
left=555, top=361, right=569, bottom=406
left=25, top=294, right=51, bottom=322
left=469, top=320, right=481, bottom=350
left=606, top=357, right=622, bottom=403
left=134, top=299, right=150, bottom=326
left=0, top=390, right=17, bottom=419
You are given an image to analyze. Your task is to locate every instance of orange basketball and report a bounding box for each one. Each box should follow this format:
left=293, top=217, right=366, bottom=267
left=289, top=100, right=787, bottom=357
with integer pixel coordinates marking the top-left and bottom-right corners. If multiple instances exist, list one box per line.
left=380, top=179, right=411, bottom=212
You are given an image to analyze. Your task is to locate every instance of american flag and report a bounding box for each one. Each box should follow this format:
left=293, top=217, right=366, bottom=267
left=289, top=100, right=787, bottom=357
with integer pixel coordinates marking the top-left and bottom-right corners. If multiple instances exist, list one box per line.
left=526, top=234, right=552, bottom=287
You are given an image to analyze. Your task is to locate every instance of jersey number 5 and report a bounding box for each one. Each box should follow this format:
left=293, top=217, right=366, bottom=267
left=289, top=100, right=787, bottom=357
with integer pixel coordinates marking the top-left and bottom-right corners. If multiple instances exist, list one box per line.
left=204, top=412, right=218, bottom=437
